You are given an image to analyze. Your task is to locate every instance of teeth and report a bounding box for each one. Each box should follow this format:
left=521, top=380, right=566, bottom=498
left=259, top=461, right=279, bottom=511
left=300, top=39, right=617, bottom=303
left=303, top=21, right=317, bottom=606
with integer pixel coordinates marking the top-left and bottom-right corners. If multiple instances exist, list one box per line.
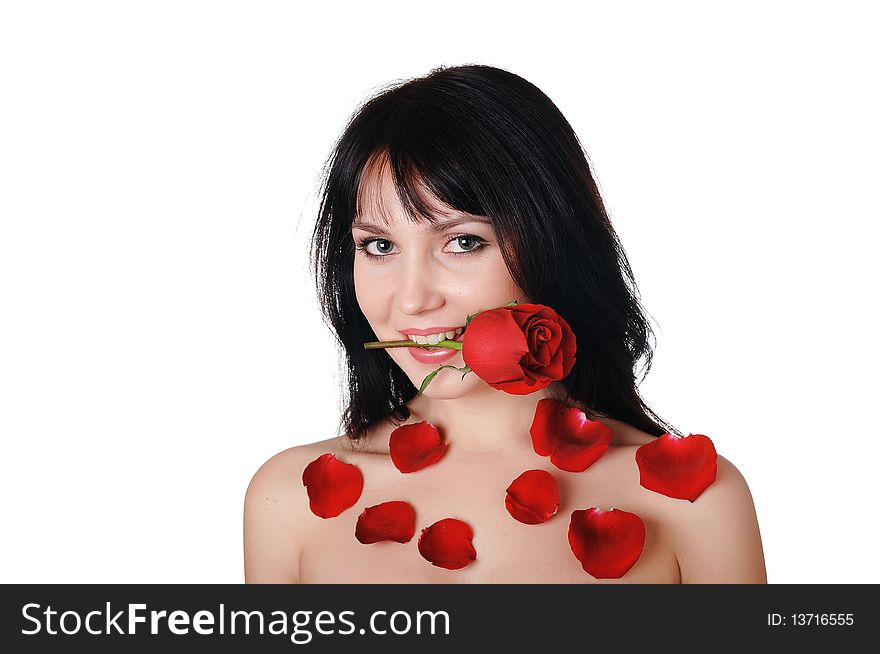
left=407, top=328, right=463, bottom=345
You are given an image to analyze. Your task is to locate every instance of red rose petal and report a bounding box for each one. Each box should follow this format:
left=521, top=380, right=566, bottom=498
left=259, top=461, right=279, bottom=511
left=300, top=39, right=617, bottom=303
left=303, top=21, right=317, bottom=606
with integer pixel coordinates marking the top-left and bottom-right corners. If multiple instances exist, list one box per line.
left=636, top=433, right=718, bottom=502
left=568, top=507, right=645, bottom=578
left=301, top=453, right=363, bottom=519
left=461, top=303, right=577, bottom=396
left=530, top=398, right=613, bottom=472
left=550, top=440, right=610, bottom=473
left=417, top=518, right=477, bottom=570
left=505, top=469, right=560, bottom=524
left=355, top=500, right=416, bottom=544
left=389, top=421, right=448, bottom=473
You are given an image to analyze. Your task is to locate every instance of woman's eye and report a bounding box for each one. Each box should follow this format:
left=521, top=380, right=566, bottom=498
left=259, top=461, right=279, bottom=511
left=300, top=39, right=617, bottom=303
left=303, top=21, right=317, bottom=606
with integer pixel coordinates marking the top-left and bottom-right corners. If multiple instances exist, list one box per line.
left=365, top=238, right=394, bottom=256
left=354, top=234, right=486, bottom=261
left=447, top=235, right=483, bottom=254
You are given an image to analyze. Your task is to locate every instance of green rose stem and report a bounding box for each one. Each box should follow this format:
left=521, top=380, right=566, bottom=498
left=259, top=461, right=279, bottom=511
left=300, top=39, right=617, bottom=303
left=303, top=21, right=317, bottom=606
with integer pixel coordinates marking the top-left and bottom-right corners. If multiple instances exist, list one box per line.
left=363, top=339, right=462, bottom=351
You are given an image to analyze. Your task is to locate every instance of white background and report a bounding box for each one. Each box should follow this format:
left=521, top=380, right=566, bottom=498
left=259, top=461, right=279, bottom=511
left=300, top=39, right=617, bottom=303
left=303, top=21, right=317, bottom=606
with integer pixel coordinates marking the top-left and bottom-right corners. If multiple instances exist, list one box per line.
left=1, top=1, right=877, bottom=583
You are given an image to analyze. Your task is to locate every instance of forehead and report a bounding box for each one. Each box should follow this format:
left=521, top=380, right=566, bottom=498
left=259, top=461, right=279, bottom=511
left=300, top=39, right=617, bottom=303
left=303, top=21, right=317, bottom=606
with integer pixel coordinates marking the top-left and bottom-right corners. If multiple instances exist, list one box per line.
left=354, top=151, right=464, bottom=228
left=353, top=165, right=490, bottom=233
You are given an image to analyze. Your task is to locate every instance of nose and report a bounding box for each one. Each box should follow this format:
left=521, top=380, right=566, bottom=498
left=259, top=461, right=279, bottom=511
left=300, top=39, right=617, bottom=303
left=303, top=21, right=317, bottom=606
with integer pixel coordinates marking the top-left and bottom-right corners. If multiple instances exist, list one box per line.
left=394, top=251, right=445, bottom=316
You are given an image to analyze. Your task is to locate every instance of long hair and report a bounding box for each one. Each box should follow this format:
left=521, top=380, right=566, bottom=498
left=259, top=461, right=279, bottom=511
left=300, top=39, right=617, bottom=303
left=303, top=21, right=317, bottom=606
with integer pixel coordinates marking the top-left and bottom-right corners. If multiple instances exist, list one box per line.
left=309, top=64, right=681, bottom=443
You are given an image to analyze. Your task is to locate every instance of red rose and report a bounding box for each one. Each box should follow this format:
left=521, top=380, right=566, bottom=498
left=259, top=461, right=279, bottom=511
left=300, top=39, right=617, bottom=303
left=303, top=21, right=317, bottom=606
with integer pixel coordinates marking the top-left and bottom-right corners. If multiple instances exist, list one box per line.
left=301, top=453, right=363, bottom=519
left=505, top=469, right=560, bottom=524
left=389, top=421, right=448, bottom=473
left=355, top=501, right=416, bottom=544
left=635, top=433, right=718, bottom=502
left=461, top=303, right=577, bottom=395
left=568, top=507, right=645, bottom=578
left=530, top=398, right=613, bottom=472
left=417, top=518, right=477, bottom=570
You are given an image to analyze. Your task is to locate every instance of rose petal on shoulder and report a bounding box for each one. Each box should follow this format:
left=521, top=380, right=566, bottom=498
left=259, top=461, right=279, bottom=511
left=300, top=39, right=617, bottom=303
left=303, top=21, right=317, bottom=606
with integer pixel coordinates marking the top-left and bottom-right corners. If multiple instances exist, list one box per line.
left=530, top=398, right=607, bottom=457
left=635, top=433, right=718, bottom=502
left=550, top=439, right=610, bottom=472
left=301, top=453, right=364, bottom=519
left=529, top=397, right=563, bottom=455
left=505, top=469, right=560, bottom=524
left=417, top=518, right=477, bottom=570
left=568, top=507, right=645, bottom=578
left=355, top=500, right=416, bottom=544
left=389, top=421, right=448, bottom=473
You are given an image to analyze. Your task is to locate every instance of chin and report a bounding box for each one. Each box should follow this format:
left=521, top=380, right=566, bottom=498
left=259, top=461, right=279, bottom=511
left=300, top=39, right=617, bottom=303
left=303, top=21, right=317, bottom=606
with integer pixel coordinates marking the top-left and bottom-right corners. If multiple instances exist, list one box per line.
left=407, top=372, right=484, bottom=399
left=387, top=352, right=481, bottom=397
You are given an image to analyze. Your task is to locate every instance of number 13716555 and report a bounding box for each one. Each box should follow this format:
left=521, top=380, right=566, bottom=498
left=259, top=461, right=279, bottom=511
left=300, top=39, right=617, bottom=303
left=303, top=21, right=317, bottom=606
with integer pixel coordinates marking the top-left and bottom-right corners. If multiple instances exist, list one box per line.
left=767, top=613, right=854, bottom=627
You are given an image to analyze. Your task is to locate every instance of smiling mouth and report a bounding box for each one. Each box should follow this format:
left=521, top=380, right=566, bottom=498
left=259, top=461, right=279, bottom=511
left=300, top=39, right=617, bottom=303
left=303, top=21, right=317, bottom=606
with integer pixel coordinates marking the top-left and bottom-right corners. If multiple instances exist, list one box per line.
left=403, top=326, right=467, bottom=346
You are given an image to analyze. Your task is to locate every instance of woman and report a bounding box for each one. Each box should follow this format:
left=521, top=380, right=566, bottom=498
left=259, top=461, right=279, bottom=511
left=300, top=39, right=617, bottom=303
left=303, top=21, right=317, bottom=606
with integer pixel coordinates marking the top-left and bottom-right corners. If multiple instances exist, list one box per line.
left=244, top=64, right=767, bottom=583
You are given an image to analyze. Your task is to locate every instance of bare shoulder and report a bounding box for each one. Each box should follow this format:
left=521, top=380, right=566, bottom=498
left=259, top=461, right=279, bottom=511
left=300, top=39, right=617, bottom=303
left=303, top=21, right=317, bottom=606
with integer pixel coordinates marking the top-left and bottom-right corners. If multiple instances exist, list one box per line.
left=665, top=454, right=768, bottom=583
left=586, top=419, right=767, bottom=583
left=243, top=436, right=347, bottom=583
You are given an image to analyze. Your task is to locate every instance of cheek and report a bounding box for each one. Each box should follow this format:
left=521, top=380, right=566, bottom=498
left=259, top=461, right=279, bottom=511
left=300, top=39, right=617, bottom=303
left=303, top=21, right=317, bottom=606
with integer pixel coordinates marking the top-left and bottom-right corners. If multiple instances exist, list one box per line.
left=353, top=259, right=387, bottom=316
left=353, top=258, right=370, bottom=295
left=468, top=256, right=525, bottom=303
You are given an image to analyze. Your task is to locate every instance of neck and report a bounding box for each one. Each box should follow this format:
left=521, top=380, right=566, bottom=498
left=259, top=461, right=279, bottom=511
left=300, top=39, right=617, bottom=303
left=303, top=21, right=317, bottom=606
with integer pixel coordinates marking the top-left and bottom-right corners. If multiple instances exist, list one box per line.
left=404, top=382, right=572, bottom=456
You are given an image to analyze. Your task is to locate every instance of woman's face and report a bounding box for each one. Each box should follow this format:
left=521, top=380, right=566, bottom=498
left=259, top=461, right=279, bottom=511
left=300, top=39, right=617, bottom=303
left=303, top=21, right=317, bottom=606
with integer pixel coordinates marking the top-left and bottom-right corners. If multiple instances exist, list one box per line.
left=352, top=162, right=528, bottom=399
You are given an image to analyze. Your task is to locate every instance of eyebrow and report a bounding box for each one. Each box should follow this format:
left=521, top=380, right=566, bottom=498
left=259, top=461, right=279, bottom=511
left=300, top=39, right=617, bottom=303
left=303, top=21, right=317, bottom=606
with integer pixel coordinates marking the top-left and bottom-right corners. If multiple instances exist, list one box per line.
left=351, top=215, right=491, bottom=234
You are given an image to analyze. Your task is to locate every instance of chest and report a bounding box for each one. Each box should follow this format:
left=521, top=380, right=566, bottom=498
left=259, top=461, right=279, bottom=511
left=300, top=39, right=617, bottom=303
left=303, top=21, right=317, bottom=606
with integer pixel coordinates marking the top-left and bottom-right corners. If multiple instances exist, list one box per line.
left=299, top=453, right=682, bottom=584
